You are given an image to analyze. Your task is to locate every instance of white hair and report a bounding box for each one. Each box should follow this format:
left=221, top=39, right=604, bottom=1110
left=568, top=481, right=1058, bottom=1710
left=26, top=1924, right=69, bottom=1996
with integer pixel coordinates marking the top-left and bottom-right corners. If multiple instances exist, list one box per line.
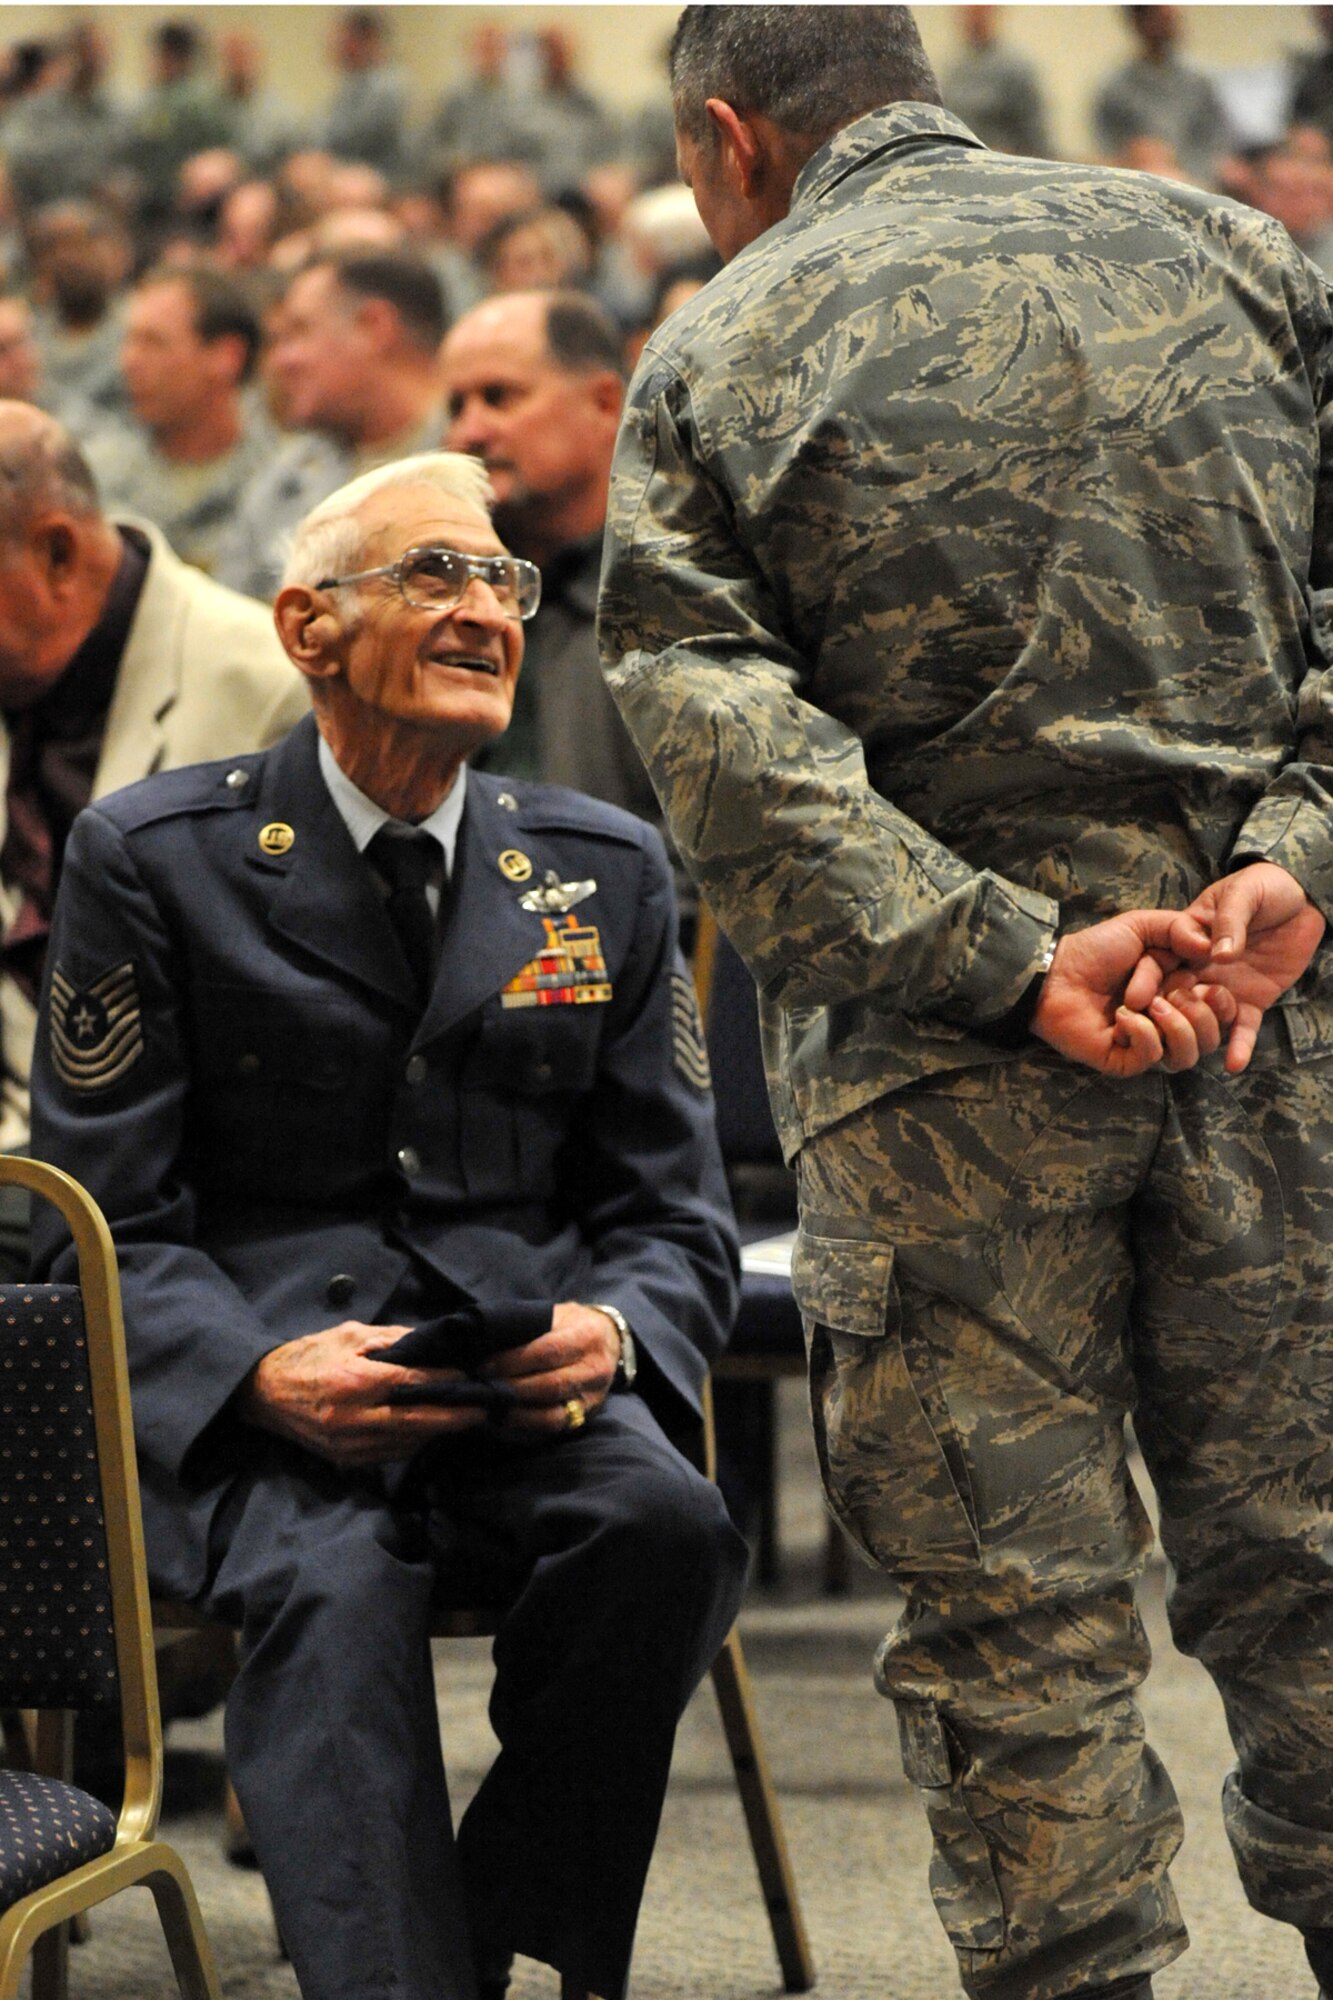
left=280, top=450, right=494, bottom=595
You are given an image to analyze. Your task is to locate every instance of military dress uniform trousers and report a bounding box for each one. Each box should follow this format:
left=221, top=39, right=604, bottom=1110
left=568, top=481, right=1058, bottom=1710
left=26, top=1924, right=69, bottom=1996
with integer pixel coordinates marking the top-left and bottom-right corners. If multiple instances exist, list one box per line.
left=796, top=1030, right=1333, bottom=2000
left=200, top=1394, right=747, bottom=2000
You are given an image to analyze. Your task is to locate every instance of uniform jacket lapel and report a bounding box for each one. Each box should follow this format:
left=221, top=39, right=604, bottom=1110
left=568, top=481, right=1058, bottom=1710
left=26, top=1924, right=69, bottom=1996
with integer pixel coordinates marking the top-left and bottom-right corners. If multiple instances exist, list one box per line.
left=415, top=775, right=551, bottom=1045
left=249, top=715, right=417, bottom=1009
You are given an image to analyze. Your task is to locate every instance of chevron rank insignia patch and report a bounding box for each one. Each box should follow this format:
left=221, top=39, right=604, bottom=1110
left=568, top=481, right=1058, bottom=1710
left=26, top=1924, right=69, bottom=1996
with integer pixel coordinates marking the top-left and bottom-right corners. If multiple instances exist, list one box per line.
left=671, top=971, right=711, bottom=1092
left=50, top=961, right=144, bottom=1092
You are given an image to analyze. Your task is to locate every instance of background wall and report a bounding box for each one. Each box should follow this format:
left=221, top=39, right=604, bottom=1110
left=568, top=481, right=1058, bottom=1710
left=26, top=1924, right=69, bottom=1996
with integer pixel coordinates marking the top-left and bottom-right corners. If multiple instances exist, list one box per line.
left=0, top=6, right=1322, bottom=164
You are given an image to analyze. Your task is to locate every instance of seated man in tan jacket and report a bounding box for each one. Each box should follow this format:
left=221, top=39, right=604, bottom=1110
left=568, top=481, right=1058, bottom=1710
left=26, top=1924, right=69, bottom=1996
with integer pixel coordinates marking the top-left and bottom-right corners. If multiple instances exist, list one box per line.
left=0, top=400, right=307, bottom=1215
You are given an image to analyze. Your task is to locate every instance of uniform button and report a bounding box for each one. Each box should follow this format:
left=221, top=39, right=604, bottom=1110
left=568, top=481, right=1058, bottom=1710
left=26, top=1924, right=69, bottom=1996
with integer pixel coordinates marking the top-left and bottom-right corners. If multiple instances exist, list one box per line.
left=236, top=1052, right=261, bottom=1076
left=404, top=1055, right=428, bottom=1085
left=326, top=1273, right=356, bottom=1306
left=396, top=1146, right=421, bottom=1176
left=532, top=1061, right=553, bottom=1084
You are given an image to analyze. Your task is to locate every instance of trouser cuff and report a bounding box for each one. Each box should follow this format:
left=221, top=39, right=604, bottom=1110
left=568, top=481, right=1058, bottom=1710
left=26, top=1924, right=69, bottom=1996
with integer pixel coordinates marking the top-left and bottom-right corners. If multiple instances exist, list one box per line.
left=1223, top=1767, right=1333, bottom=1926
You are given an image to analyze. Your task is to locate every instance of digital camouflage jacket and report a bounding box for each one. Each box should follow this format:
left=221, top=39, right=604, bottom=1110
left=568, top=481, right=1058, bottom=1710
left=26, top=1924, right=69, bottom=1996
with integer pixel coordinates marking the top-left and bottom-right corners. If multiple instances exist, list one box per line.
left=600, top=103, right=1333, bottom=1156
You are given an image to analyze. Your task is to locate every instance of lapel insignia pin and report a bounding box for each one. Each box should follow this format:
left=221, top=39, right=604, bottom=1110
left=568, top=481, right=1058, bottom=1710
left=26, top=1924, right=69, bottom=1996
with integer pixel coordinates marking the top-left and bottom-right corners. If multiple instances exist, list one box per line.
left=519, top=871, right=597, bottom=915
left=258, top=822, right=295, bottom=856
left=501, top=915, right=613, bottom=1009
left=496, top=792, right=519, bottom=812
left=50, top=961, right=144, bottom=1092
left=498, top=848, right=533, bottom=882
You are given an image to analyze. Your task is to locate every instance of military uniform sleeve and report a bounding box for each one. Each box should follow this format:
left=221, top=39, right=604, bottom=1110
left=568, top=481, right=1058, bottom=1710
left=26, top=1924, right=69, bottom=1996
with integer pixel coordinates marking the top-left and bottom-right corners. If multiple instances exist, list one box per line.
left=29, top=805, right=284, bottom=1482
left=560, top=824, right=739, bottom=1427
left=1232, top=269, right=1333, bottom=915
left=599, top=356, right=1058, bottom=1025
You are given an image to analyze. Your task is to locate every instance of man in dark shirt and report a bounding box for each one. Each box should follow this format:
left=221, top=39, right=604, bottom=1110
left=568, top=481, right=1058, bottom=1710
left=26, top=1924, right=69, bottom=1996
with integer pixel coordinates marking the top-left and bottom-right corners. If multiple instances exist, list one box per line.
left=442, top=290, right=685, bottom=923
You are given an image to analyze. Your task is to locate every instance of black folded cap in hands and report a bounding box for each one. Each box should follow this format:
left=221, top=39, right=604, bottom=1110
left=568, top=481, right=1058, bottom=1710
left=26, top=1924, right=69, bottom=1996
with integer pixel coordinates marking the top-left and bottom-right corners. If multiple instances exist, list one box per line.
left=368, top=1300, right=553, bottom=1407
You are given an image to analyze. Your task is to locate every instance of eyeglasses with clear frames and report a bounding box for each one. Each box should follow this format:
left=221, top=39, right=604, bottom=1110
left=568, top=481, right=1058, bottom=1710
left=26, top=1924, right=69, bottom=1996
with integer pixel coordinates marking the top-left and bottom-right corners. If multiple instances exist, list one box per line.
left=315, top=543, right=542, bottom=622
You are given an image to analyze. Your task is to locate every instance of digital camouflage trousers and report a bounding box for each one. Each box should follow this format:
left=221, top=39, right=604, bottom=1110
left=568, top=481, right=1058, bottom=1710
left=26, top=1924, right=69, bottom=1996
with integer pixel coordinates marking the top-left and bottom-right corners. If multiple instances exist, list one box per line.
left=793, top=1029, right=1333, bottom=2000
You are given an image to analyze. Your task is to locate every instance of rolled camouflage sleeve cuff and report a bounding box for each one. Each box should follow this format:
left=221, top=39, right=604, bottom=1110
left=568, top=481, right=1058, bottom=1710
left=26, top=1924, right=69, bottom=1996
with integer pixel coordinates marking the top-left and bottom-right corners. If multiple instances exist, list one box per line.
left=1232, top=796, right=1333, bottom=921
left=931, top=874, right=1061, bottom=1028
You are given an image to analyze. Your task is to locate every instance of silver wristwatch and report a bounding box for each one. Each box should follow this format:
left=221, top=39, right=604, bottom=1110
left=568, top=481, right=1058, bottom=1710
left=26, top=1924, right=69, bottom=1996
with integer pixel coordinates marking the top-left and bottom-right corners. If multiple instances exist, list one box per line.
left=591, top=1303, right=637, bottom=1389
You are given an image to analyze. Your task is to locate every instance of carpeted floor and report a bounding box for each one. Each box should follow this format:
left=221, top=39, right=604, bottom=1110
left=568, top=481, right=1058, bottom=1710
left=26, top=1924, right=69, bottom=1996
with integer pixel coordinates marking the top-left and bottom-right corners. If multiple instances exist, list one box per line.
left=55, top=1384, right=1311, bottom=2000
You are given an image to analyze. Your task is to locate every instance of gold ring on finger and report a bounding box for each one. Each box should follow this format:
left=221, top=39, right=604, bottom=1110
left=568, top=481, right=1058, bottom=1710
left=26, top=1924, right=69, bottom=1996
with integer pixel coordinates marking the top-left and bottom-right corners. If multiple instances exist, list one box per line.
left=563, top=1396, right=587, bottom=1432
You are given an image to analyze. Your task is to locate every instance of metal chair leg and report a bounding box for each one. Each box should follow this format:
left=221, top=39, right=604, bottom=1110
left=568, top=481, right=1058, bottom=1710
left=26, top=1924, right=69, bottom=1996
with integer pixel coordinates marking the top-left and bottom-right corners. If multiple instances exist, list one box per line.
left=29, top=1920, right=69, bottom=2000
left=709, top=1626, right=815, bottom=1992
left=144, top=1848, right=224, bottom=2000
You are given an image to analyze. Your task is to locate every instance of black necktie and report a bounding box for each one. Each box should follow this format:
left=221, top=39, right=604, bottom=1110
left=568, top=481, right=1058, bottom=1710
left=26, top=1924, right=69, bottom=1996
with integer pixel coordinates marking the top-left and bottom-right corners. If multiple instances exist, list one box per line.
left=367, top=824, right=441, bottom=999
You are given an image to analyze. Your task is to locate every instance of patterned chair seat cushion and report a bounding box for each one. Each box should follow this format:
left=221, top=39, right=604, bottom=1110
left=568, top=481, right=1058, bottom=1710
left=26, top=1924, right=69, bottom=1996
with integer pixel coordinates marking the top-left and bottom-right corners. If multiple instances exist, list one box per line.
left=0, top=1768, right=116, bottom=1910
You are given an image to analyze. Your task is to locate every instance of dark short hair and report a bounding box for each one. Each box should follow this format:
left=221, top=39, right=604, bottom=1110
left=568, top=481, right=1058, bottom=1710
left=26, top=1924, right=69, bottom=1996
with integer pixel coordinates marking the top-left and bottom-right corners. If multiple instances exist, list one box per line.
left=141, top=265, right=263, bottom=382
left=342, top=9, right=385, bottom=44
left=155, top=20, right=200, bottom=64
left=8, top=42, right=53, bottom=93
left=669, top=5, right=940, bottom=147
left=315, top=250, right=448, bottom=352
left=543, top=291, right=626, bottom=379
left=648, top=253, right=723, bottom=326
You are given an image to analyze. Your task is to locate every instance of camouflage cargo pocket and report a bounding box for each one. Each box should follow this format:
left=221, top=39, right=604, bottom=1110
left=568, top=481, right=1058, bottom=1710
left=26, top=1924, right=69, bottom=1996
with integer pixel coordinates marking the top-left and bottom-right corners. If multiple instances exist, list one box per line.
left=793, top=1225, right=981, bottom=1576
left=896, top=1698, right=1006, bottom=1951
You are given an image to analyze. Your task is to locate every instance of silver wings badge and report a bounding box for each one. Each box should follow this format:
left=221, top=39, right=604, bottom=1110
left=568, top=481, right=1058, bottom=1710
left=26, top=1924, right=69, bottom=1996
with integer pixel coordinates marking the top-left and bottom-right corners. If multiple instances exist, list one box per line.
left=518, top=871, right=597, bottom=915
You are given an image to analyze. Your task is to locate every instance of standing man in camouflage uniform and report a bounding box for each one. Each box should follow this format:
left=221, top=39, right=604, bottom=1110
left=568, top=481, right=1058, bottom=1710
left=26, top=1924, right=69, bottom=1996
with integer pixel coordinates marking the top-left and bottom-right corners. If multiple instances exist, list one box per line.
left=599, top=9, right=1333, bottom=1999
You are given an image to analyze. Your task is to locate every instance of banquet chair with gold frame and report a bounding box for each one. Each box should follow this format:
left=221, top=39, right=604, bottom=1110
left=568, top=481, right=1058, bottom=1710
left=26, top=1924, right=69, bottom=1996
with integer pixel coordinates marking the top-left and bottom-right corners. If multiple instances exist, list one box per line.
left=0, top=1155, right=221, bottom=2000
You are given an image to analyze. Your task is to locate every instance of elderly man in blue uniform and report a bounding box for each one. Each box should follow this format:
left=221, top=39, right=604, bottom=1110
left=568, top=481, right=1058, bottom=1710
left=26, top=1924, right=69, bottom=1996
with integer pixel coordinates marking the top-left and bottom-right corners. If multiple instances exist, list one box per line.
left=29, top=450, right=746, bottom=2000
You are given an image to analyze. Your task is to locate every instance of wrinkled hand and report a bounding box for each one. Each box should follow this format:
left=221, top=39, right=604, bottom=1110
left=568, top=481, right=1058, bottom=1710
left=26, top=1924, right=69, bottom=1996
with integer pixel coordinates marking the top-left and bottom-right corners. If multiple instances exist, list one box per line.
left=241, top=1307, right=623, bottom=1463
left=1031, top=909, right=1236, bottom=1077
left=240, top=1320, right=487, bottom=1467
left=479, top=1301, right=620, bottom=1438
left=1154, top=863, right=1324, bottom=1074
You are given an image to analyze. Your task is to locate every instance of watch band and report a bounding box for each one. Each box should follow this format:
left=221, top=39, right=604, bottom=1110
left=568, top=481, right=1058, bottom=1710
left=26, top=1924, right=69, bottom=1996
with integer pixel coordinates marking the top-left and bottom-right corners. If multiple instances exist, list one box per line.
left=590, top=1302, right=637, bottom=1388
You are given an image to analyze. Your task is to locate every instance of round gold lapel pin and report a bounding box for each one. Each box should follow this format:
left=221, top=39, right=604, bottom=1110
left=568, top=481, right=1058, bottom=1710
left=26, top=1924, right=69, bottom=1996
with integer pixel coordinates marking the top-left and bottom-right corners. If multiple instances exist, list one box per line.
left=258, top=822, right=295, bottom=856
left=498, top=848, right=533, bottom=882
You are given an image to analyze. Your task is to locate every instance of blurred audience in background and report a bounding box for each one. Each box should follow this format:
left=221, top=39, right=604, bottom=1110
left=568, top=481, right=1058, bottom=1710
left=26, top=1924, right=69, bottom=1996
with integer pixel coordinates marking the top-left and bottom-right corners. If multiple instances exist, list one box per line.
left=0, top=0, right=1325, bottom=833
left=941, top=5, right=1053, bottom=158
left=1092, top=5, right=1234, bottom=184
left=215, top=248, right=446, bottom=600
left=87, top=265, right=272, bottom=573
left=318, top=8, right=407, bottom=180
left=218, top=30, right=304, bottom=177
left=27, top=200, right=132, bottom=421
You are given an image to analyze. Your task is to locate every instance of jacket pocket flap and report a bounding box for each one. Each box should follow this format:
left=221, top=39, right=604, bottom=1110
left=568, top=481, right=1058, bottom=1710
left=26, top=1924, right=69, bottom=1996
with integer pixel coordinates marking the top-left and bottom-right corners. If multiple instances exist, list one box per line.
left=791, top=1223, right=896, bottom=1339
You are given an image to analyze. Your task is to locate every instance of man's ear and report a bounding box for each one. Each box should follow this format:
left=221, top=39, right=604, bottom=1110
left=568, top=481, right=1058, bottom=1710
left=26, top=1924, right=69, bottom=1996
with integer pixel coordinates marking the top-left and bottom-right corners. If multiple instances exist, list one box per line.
left=587, top=369, right=624, bottom=421
left=205, top=330, right=248, bottom=392
left=704, top=96, right=767, bottom=199
left=30, top=515, right=81, bottom=598
left=352, top=296, right=398, bottom=354
left=274, top=585, right=344, bottom=683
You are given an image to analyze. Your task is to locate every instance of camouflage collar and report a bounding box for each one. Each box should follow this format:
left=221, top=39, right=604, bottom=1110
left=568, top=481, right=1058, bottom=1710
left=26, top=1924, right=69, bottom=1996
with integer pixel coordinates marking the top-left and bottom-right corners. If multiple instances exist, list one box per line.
left=792, top=101, right=987, bottom=211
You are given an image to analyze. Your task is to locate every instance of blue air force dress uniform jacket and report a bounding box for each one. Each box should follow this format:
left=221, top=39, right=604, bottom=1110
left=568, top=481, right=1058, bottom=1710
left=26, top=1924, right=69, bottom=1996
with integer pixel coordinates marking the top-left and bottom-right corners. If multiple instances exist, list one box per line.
left=29, top=712, right=745, bottom=2000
